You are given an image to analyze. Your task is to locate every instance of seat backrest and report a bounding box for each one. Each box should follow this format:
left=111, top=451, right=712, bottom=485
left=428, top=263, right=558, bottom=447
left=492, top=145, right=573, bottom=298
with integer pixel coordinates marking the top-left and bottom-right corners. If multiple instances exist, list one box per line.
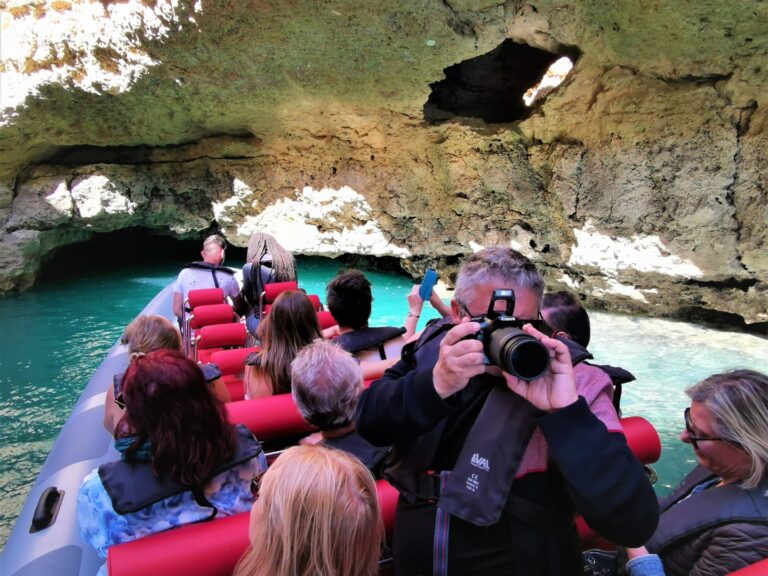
left=210, top=347, right=259, bottom=376
left=188, top=304, right=236, bottom=330
left=225, top=393, right=312, bottom=441
left=262, top=281, right=299, bottom=304
left=317, top=310, right=338, bottom=331
left=186, top=288, right=225, bottom=309
left=306, top=294, right=322, bottom=311
left=194, top=323, right=246, bottom=352
left=106, top=478, right=399, bottom=576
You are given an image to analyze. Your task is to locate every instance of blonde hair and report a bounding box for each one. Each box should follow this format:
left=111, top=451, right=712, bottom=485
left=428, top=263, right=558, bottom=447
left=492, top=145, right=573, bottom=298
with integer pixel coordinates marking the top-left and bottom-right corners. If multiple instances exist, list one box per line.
left=234, top=445, right=382, bottom=576
left=246, top=232, right=296, bottom=282
left=121, top=315, right=181, bottom=355
left=687, top=369, right=768, bottom=489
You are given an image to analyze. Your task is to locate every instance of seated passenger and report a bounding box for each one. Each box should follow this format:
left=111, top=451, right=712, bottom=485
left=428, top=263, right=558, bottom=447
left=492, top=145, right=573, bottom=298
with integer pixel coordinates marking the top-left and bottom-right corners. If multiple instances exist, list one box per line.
left=542, top=290, right=635, bottom=412
left=244, top=290, right=321, bottom=399
left=172, top=234, right=243, bottom=325
left=79, top=349, right=266, bottom=576
left=622, top=369, right=768, bottom=576
left=234, top=445, right=382, bottom=576
left=291, top=339, right=390, bottom=476
left=239, top=232, right=297, bottom=337
left=323, top=269, right=448, bottom=378
left=104, top=315, right=230, bottom=434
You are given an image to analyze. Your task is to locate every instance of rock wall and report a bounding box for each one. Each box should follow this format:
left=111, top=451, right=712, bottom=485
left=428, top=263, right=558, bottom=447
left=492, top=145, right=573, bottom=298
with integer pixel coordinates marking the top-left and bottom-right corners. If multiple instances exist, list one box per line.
left=1, top=0, right=766, bottom=331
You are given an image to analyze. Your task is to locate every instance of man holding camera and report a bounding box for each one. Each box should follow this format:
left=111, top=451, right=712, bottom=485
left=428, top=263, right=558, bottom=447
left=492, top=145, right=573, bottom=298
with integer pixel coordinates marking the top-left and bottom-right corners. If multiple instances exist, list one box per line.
left=356, top=246, right=658, bottom=575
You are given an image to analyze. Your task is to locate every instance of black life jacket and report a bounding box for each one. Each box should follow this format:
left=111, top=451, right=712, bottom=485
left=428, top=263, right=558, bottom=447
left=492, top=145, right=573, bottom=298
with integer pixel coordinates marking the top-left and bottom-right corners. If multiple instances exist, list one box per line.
left=334, top=326, right=408, bottom=359
left=182, top=261, right=236, bottom=290
left=385, top=321, right=591, bottom=527
left=647, top=466, right=768, bottom=553
left=99, top=424, right=262, bottom=519
left=242, top=254, right=276, bottom=310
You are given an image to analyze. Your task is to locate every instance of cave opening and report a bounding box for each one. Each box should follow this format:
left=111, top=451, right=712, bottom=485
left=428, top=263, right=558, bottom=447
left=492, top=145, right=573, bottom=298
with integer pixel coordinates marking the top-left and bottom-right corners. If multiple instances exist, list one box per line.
left=424, top=40, right=577, bottom=124
left=38, top=228, right=247, bottom=284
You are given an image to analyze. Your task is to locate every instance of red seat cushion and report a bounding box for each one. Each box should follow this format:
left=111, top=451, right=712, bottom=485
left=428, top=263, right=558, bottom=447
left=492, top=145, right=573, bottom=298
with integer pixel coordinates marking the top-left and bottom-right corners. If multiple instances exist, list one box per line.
left=209, top=347, right=259, bottom=375
left=186, top=288, right=225, bottom=309
left=262, top=281, right=298, bottom=303
left=188, top=304, right=236, bottom=329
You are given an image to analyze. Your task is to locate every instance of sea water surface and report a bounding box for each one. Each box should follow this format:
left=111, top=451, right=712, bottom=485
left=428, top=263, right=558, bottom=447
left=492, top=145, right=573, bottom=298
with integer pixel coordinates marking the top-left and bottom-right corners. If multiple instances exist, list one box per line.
left=0, top=255, right=766, bottom=550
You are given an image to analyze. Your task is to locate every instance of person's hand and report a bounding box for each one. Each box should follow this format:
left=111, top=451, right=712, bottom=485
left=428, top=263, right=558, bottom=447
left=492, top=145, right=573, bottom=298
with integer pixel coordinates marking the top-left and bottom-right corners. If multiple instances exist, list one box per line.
left=432, top=320, right=485, bottom=399
left=407, top=285, right=423, bottom=316
left=625, top=546, right=650, bottom=560
left=502, top=324, right=578, bottom=412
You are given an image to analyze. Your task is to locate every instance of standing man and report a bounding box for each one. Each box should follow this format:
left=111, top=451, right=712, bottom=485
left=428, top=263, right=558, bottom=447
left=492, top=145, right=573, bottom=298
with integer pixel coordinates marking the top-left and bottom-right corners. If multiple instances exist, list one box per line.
left=356, top=246, right=658, bottom=575
left=172, top=234, right=243, bottom=322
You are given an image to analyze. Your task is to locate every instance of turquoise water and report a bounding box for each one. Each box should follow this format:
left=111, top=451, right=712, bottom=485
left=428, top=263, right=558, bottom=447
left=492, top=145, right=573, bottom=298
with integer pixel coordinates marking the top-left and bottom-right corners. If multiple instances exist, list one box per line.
left=1, top=255, right=766, bottom=550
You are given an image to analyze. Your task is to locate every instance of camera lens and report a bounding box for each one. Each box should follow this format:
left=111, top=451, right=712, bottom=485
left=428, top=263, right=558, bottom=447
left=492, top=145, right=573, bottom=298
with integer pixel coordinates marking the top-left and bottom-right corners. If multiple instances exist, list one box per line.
left=486, top=327, right=550, bottom=381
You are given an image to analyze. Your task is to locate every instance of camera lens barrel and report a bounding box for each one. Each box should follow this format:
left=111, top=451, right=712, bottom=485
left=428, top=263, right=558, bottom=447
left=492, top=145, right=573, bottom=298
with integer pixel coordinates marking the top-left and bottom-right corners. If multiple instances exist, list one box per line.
left=486, top=327, right=550, bottom=381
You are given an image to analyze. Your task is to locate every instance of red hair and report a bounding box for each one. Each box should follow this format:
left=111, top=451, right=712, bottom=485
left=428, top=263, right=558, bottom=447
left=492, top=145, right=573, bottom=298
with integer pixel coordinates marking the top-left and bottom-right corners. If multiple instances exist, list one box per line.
left=118, top=349, right=234, bottom=486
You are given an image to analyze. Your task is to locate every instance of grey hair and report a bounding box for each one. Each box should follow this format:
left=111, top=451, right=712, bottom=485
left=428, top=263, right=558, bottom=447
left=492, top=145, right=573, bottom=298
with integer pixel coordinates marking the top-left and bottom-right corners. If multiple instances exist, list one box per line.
left=291, top=339, right=363, bottom=431
left=454, top=246, right=545, bottom=307
left=686, top=369, right=768, bottom=489
left=202, top=234, right=226, bottom=254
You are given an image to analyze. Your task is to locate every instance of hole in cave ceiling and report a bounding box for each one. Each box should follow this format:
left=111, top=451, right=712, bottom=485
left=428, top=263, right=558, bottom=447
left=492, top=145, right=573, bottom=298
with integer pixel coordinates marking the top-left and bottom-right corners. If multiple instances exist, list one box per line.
left=424, top=40, right=577, bottom=124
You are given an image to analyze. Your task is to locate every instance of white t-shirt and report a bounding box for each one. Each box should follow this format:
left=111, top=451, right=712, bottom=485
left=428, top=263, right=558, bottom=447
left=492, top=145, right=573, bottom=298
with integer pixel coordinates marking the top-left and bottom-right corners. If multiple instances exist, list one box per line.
left=174, top=267, right=240, bottom=305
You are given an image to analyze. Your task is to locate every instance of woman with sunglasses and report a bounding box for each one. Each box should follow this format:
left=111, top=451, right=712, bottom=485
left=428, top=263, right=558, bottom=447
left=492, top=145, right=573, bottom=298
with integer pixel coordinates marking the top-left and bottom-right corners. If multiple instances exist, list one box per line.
left=104, top=315, right=230, bottom=433
left=623, top=369, right=768, bottom=576
left=78, top=349, right=266, bottom=576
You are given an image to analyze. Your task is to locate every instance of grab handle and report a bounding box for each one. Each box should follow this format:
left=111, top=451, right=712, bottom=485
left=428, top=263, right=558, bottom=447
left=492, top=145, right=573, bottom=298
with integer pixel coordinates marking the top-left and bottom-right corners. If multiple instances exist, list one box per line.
left=30, top=486, right=64, bottom=533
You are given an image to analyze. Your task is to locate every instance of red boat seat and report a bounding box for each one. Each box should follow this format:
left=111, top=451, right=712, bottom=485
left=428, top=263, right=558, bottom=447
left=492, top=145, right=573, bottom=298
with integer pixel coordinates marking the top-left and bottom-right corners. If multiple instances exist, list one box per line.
left=317, top=310, right=338, bottom=330
left=186, top=288, right=225, bottom=309
left=225, top=393, right=312, bottom=441
left=728, top=558, right=768, bottom=575
left=210, top=347, right=259, bottom=375
left=106, top=478, right=399, bottom=576
left=193, top=323, right=247, bottom=363
left=306, top=294, right=322, bottom=311
left=188, top=304, right=236, bottom=330
left=221, top=375, right=245, bottom=402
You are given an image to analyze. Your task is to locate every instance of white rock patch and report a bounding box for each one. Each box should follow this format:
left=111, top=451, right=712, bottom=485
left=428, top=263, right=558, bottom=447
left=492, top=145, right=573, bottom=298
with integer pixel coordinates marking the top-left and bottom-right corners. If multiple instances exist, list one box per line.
left=237, top=186, right=411, bottom=257
left=1, top=1, right=199, bottom=119
left=71, top=175, right=137, bottom=218
left=569, top=220, right=703, bottom=278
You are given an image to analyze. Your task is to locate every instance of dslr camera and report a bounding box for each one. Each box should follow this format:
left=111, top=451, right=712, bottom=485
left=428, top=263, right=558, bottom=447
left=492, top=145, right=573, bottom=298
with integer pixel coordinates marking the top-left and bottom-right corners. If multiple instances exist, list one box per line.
left=465, top=289, right=550, bottom=381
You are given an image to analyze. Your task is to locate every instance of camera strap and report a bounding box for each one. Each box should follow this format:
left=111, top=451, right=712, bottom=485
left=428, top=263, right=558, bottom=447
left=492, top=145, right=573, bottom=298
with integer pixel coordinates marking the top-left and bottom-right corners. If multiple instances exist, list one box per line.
left=437, top=386, right=539, bottom=526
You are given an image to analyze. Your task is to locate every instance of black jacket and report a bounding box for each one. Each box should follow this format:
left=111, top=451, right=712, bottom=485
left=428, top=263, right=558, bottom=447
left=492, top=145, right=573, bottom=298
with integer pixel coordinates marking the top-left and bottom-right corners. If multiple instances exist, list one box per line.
left=356, top=324, right=658, bottom=575
left=648, top=466, right=768, bottom=576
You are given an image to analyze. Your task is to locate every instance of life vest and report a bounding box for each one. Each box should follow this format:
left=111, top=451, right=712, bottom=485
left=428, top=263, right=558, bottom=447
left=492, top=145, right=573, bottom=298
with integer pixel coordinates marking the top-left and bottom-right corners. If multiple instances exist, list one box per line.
left=384, top=320, right=591, bottom=527
left=99, top=424, right=262, bottom=519
left=242, top=255, right=276, bottom=310
left=182, top=262, right=236, bottom=290
left=334, top=326, right=407, bottom=359
left=648, top=466, right=768, bottom=554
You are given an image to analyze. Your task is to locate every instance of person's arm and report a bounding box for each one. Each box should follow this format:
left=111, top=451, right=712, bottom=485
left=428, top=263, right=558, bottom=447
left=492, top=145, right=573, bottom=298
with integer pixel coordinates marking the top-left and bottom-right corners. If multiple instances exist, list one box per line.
left=172, top=291, right=183, bottom=320
left=244, top=365, right=274, bottom=399
left=356, top=321, right=484, bottom=446
left=403, top=286, right=424, bottom=340
left=504, top=324, right=658, bottom=547
left=683, top=523, right=768, bottom=576
left=360, top=357, right=398, bottom=380
left=625, top=549, right=665, bottom=576
left=429, top=289, right=451, bottom=317
left=210, top=377, right=231, bottom=403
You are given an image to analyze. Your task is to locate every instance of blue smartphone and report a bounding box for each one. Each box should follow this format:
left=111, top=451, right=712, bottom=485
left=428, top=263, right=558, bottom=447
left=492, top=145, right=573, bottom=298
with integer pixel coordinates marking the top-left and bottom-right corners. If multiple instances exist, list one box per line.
left=419, top=268, right=438, bottom=301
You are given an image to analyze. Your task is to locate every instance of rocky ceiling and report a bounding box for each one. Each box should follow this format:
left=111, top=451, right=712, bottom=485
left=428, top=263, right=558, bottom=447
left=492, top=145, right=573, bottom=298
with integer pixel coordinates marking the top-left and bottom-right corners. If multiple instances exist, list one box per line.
left=0, top=0, right=766, bottom=331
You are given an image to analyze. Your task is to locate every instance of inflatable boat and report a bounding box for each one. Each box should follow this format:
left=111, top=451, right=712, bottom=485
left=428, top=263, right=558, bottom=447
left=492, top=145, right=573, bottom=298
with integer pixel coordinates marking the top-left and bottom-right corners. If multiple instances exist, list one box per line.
left=2, top=282, right=766, bottom=576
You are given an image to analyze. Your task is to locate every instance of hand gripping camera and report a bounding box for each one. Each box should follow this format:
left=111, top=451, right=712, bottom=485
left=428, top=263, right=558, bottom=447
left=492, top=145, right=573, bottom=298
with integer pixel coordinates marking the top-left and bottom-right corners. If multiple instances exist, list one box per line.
left=466, top=289, right=550, bottom=381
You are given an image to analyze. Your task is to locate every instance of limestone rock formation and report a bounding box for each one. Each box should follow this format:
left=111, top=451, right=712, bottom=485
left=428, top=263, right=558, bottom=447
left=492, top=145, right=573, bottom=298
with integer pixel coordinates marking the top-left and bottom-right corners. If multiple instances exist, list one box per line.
left=1, top=0, right=766, bottom=331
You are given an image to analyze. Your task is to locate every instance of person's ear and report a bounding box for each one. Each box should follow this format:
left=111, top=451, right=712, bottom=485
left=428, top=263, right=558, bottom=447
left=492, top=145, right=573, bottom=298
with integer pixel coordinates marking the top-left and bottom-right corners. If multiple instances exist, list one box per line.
left=450, top=299, right=462, bottom=321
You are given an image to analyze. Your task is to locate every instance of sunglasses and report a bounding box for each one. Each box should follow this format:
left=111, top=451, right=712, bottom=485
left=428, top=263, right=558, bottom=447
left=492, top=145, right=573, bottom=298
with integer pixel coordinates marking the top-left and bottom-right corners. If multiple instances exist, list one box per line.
left=683, top=407, right=727, bottom=450
left=114, top=390, right=126, bottom=410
